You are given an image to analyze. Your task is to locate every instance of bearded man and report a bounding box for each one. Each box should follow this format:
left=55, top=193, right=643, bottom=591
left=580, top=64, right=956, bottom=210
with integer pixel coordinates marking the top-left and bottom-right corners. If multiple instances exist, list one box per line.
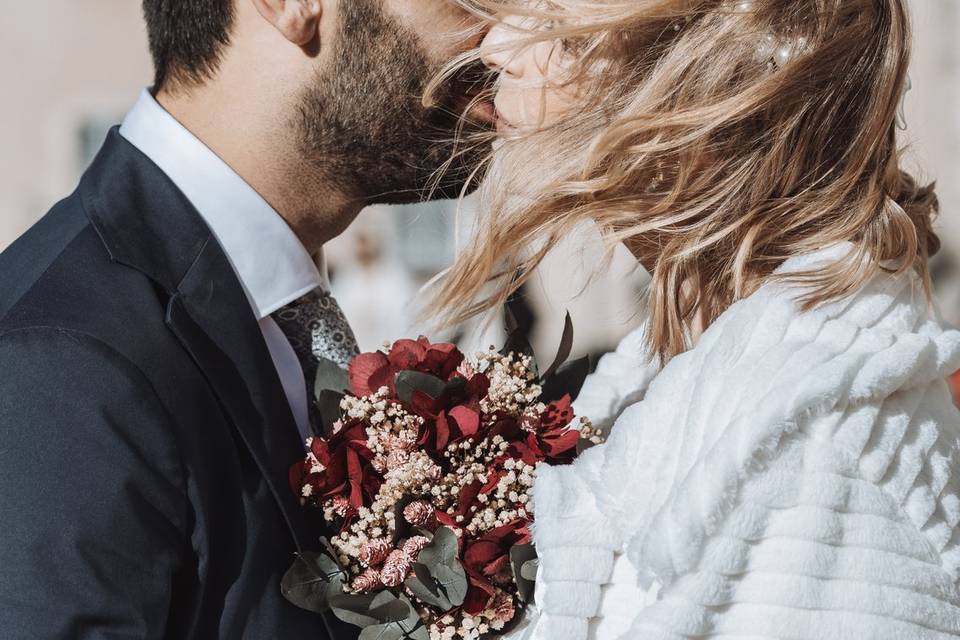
left=0, top=1, right=491, bottom=638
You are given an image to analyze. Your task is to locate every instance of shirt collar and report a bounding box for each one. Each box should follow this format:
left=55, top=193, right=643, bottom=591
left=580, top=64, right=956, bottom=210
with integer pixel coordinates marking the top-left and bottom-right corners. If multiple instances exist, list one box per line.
left=119, top=89, right=327, bottom=319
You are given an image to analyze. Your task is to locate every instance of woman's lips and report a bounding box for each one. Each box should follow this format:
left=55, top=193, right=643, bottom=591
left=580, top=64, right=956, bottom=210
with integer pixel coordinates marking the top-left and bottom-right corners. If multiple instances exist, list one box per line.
left=454, top=92, right=497, bottom=127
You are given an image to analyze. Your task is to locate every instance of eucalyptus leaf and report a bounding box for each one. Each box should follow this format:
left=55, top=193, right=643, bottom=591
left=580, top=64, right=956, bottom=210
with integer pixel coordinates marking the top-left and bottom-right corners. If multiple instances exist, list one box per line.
left=427, top=563, right=468, bottom=607
left=540, top=354, right=591, bottom=404
left=395, top=371, right=446, bottom=403
left=412, top=563, right=439, bottom=596
left=357, top=594, right=429, bottom=640
left=404, top=564, right=453, bottom=611
left=330, top=590, right=412, bottom=628
left=520, top=558, right=539, bottom=582
left=510, top=544, right=538, bottom=604
left=412, top=527, right=468, bottom=608
left=416, top=527, right=458, bottom=568
left=315, top=389, right=345, bottom=437
left=540, top=312, right=574, bottom=382
left=281, top=551, right=347, bottom=614
left=314, top=357, right=350, bottom=396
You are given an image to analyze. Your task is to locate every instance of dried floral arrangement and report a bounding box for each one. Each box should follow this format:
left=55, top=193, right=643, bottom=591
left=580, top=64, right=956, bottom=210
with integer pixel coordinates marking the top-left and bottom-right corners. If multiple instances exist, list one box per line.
left=284, top=314, right=601, bottom=640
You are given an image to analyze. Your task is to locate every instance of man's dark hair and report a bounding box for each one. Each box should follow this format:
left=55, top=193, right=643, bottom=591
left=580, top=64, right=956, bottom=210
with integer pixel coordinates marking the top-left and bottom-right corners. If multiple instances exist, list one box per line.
left=142, top=1, right=236, bottom=90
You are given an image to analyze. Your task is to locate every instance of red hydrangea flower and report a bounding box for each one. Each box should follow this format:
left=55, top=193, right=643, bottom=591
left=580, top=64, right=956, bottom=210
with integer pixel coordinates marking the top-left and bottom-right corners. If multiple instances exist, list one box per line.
left=416, top=405, right=481, bottom=453
left=528, top=395, right=581, bottom=464
left=289, top=422, right=380, bottom=517
left=461, top=519, right=531, bottom=614
left=348, top=337, right=464, bottom=396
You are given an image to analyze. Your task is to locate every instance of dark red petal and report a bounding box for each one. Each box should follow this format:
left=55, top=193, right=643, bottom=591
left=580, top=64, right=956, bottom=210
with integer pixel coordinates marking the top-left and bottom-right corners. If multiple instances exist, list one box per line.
left=449, top=406, right=480, bottom=440
left=388, top=339, right=427, bottom=369
left=435, top=412, right=451, bottom=451
left=542, top=429, right=581, bottom=456
left=464, top=539, right=502, bottom=568
left=435, top=511, right=457, bottom=529
left=348, top=352, right=390, bottom=396
left=345, top=449, right=364, bottom=509
left=289, top=462, right=305, bottom=494
left=466, top=373, right=491, bottom=399
left=454, top=480, right=483, bottom=517
left=462, top=580, right=495, bottom=615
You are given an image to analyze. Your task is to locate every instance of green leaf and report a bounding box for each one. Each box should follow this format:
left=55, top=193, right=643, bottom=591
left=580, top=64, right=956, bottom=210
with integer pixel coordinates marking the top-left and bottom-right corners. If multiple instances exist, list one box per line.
left=411, top=527, right=468, bottom=608
left=314, top=357, right=350, bottom=396
left=510, top=544, right=538, bottom=604
left=395, top=371, right=447, bottom=404
left=520, top=559, right=539, bottom=582
left=540, top=354, right=591, bottom=403
left=417, top=527, right=458, bottom=568
left=281, top=551, right=347, bottom=614
left=330, top=590, right=412, bottom=628
left=404, top=564, right=453, bottom=611
left=356, top=594, right=429, bottom=640
left=315, top=389, right=345, bottom=436
left=540, top=312, right=574, bottom=383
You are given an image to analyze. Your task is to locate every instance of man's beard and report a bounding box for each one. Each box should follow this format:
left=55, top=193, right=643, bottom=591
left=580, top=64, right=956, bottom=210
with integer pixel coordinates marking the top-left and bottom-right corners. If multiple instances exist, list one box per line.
left=294, top=0, right=490, bottom=205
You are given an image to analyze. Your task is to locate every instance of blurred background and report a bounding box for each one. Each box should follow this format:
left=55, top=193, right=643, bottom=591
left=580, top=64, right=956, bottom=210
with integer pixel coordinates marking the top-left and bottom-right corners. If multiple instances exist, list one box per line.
left=1, top=1, right=958, bottom=367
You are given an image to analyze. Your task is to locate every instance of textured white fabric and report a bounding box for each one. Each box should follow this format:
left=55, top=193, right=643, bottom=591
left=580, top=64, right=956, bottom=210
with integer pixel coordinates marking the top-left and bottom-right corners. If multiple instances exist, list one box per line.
left=119, top=89, right=329, bottom=438
left=531, top=243, right=960, bottom=639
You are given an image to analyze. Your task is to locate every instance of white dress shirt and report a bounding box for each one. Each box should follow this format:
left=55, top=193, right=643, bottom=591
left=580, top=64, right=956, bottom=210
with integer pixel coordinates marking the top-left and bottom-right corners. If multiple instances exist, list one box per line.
left=120, top=89, right=323, bottom=439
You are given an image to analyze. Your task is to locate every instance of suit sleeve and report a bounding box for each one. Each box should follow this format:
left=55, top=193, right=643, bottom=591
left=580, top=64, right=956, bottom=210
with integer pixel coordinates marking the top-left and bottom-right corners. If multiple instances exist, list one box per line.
left=0, top=328, right=188, bottom=640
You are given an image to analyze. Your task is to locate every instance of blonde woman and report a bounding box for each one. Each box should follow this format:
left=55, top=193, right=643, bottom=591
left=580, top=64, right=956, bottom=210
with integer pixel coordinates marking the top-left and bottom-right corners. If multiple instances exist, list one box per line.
left=431, top=1, right=960, bottom=638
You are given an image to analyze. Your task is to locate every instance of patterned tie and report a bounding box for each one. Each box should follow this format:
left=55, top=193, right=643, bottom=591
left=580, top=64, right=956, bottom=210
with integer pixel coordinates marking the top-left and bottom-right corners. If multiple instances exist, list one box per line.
left=271, top=288, right=359, bottom=408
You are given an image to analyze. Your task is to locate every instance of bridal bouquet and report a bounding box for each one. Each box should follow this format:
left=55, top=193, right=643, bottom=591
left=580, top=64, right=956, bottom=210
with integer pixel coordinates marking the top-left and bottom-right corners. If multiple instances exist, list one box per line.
left=283, top=316, right=601, bottom=640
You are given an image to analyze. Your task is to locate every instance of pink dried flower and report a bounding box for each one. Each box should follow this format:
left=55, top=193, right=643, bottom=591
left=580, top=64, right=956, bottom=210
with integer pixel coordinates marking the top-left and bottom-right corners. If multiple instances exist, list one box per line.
left=330, top=496, right=351, bottom=518
left=358, top=539, right=392, bottom=567
left=491, top=592, right=515, bottom=623
left=403, top=501, right=435, bottom=527
left=402, top=535, right=430, bottom=558
left=386, top=449, right=410, bottom=471
left=380, top=549, right=413, bottom=587
left=351, top=568, right=382, bottom=593
left=385, top=434, right=415, bottom=452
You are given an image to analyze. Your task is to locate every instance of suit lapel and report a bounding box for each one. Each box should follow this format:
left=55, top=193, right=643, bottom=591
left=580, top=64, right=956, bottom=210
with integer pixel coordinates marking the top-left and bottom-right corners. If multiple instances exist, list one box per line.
left=166, top=239, right=312, bottom=549
left=83, top=129, right=312, bottom=551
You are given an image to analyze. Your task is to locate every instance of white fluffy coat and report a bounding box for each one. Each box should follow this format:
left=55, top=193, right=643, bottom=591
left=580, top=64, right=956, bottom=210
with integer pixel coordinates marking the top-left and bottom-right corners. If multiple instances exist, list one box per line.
left=531, top=245, right=960, bottom=639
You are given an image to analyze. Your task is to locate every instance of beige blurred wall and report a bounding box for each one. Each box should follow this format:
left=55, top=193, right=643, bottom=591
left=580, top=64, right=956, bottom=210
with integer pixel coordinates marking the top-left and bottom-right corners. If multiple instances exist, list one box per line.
left=0, top=1, right=151, bottom=247
left=905, top=0, right=960, bottom=255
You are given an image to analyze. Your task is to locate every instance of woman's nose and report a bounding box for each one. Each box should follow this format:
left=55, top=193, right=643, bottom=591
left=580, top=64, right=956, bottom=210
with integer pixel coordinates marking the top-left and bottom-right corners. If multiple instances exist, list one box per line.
left=480, top=19, right=525, bottom=78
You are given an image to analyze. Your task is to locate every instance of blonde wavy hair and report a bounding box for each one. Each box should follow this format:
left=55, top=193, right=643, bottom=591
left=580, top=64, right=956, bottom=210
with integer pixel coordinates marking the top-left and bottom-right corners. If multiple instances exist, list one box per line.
left=428, top=0, right=938, bottom=361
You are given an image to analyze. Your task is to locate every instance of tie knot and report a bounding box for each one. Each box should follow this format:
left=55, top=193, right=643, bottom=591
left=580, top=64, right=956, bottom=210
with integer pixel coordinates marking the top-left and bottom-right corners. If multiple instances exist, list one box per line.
left=272, top=289, right=359, bottom=374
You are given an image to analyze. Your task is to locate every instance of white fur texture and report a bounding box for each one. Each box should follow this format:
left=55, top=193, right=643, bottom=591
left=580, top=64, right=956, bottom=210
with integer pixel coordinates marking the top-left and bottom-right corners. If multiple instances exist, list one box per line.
left=533, top=244, right=960, bottom=639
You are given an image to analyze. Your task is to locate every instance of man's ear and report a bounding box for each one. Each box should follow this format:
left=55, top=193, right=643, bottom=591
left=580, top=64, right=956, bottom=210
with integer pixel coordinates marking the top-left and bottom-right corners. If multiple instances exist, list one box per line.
left=251, top=0, right=322, bottom=47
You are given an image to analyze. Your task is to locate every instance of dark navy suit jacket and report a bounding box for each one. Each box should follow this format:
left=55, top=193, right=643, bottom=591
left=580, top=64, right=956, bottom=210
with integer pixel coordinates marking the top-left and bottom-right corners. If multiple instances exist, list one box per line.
left=0, top=131, right=353, bottom=639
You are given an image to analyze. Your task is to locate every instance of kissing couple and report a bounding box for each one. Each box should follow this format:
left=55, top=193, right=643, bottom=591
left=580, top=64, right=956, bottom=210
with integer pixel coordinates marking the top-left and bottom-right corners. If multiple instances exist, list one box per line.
left=2, top=1, right=960, bottom=639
